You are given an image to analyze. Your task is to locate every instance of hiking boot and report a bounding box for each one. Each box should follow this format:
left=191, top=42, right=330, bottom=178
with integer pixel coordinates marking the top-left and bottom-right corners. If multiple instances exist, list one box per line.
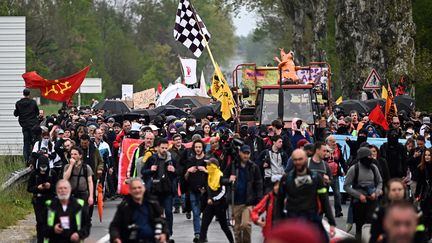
left=186, top=212, right=192, bottom=219
left=336, top=212, right=343, bottom=218
left=173, top=206, right=180, bottom=214
left=193, top=234, right=200, bottom=242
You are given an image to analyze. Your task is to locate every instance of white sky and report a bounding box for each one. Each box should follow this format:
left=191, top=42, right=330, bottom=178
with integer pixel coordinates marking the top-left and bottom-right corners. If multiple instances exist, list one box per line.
left=232, top=6, right=257, bottom=37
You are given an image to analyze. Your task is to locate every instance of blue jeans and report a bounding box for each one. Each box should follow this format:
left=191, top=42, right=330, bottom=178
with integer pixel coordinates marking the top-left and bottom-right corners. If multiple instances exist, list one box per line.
left=22, top=127, right=33, bottom=162
left=158, top=194, right=173, bottom=235
left=347, top=201, right=353, bottom=224
left=330, top=176, right=342, bottom=214
left=190, top=191, right=202, bottom=235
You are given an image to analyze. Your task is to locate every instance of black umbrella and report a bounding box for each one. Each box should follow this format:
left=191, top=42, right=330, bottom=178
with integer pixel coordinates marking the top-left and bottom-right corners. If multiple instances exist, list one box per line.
left=133, top=109, right=157, bottom=124
left=153, top=105, right=188, bottom=118
left=394, top=95, right=415, bottom=113
left=108, top=113, right=142, bottom=124
left=192, top=106, right=215, bottom=120
left=338, top=100, right=369, bottom=115
left=93, top=100, right=130, bottom=114
left=364, top=99, right=386, bottom=112
left=167, top=97, right=203, bottom=109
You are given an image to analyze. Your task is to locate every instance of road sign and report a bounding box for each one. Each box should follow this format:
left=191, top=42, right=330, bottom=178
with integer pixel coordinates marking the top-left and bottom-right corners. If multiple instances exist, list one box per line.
left=79, top=78, right=102, bottom=93
left=363, top=69, right=381, bottom=90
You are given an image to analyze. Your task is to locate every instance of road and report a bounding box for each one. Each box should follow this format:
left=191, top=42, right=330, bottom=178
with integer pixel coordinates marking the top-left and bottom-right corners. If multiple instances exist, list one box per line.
left=86, top=197, right=353, bottom=243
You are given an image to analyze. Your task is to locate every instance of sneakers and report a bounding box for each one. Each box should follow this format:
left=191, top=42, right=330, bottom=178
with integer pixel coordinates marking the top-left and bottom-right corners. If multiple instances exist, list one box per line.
left=186, top=212, right=192, bottom=219
left=335, top=212, right=343, bottom=218
left=346, top=223, right=353, bottom=233
left=193, top=234, right=200, bottom=242
left=173, top=207, right=180, bottom=214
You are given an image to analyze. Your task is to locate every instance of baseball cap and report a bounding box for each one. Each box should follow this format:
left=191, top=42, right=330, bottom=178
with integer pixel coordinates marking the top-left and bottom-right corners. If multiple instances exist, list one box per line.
left=423, top=117, right=430, bottom=124
left=57, top=129, right=64, bottom=134
left=240, top=145, right=251, bottom=153
left=149, top=125, right=159, bottom=131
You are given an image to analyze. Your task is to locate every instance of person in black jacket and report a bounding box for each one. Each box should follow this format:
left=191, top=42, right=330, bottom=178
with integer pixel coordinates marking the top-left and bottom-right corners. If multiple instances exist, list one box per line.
left=142, top=138, right=177, bottom=237
left=228, top=145, right=263, bottom=243
left=109, top=178, right=168, bottom=243
left=27, top=156, right=57, bottom=243
left=42, top=179, right=90, bottom=243
left=271, top=119, right=293, bottom=157
left=14, top=88, right=39, bottom=162
left=198, top=158, right=234, bottom=243
left=380, top=128, right=408, bottom=179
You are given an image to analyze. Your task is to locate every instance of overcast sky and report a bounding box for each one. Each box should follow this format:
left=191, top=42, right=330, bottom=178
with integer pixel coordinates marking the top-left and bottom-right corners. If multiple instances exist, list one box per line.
left=232, top=6, right=257, bottom=37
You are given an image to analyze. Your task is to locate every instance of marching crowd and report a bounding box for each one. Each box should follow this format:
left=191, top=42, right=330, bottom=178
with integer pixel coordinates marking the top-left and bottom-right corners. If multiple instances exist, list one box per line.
left=13, top=88, right=432, bottom=243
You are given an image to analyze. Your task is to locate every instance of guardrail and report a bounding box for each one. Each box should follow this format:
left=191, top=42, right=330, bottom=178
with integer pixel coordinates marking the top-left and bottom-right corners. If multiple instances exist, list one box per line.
left=0, top=167, right=32, bottom=192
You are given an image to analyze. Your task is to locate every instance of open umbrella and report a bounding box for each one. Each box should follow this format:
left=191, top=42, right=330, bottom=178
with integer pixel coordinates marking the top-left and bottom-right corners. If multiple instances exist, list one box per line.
left=108, top=113, right=143, bottom=124
left=153, top=105, right=188, bottom=118
left=133, top=109, right=156, bottom=123
left=192, top=106, right=215, bottom=120
left=94, top=100, right=130, bottom=114
left=97, top=181, right=104, bottom=222
left=364, top=99, right=386, bottom=112
left=167, top=97, right=203, bottom=109
left=394, top=95, right=415, bottom=113
left=338, top=100, right=369, bottom=115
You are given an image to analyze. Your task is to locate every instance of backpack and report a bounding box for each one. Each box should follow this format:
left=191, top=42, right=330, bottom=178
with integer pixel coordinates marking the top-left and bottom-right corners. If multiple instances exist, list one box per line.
left=352, top=163, right=379, bottom=190
left=284, top=170, right=323, bottom=214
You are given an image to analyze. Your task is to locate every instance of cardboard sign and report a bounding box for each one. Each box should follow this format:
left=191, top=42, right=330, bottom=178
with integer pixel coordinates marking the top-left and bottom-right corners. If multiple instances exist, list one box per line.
left=133, top=88, right=156, bottom=109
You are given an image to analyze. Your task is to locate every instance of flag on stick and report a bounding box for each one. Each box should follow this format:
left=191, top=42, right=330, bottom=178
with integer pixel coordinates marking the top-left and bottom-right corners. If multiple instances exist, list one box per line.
left=384, top=83, right=398, bottom=124
left=173, top=0, right=211, bottom=58
left=381, top=85, right=388, bottom=99
left=211, top=63, right=235, bottom=120
left=335, top=96, right=343, bottom=105
left=369, top=104, right=389, bottom=130
left=22, top=65, right=91, bottom=102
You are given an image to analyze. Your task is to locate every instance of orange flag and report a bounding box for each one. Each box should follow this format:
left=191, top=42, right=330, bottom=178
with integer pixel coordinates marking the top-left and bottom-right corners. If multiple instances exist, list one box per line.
left=22, top=65, right=91, bottom=102
left=384, top=83, right=398, bottom=124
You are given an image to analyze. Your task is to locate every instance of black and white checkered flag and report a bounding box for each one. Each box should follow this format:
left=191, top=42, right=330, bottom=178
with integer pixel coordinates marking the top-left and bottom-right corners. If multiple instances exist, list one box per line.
left=173, top=0, right=211, bottom=58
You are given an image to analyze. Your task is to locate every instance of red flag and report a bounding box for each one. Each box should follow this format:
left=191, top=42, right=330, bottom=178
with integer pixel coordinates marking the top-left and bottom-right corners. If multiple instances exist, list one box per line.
left=175, top=93, right=181, bottom=98
left=22, top=65, right=91, bottom=102
left=118, top=138, right=144, bottom=195
left=157, top=82, right=163, bottom=94
left=369, top=104, right=389, bottom=130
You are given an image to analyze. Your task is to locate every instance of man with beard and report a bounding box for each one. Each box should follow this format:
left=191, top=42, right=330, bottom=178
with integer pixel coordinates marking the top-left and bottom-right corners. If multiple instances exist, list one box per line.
left=42, top=179, right=90, bottom=243
left=344, top=147, right=383, bottom=240
left=142, top=139, right=177, bottom=237
left=113, top=120, right=131, bottom=153
left=275, top=149, right=336, bottom=243
left=380, top=129, right=408, bottom=178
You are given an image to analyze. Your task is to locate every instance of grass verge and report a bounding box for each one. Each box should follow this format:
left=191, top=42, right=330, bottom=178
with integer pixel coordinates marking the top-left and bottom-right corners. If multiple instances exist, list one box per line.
left=39, top=103, right=62, bottom=116
left=0, top=156, right=33, bottom=229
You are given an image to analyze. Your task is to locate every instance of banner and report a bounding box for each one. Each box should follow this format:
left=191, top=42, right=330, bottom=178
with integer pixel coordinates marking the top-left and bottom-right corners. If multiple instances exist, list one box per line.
left=22, top=65, right=91, bottom=102
left=133, top=88, right=156, bottom=109
left=118, top=138, right=144, bottom=195
left=180, top=58, right=198, bottom=85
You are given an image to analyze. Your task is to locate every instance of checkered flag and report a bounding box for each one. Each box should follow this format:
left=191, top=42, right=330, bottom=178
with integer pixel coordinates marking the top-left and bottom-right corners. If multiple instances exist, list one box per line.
left=173, top=0, right=211, bottom=58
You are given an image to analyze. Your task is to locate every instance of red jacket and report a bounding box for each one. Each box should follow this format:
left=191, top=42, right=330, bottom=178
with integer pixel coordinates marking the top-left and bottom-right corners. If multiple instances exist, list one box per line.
left=113, top=130, right=126, bottom=150
left=251, top=191, right=275, bottom=239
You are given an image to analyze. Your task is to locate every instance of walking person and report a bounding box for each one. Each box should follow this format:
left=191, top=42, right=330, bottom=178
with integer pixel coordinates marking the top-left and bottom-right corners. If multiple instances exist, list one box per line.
left=27, top=156, right=57, bottom=243
left=14, top=88, right=39, bottom=162
left=229, top=145, right=263, bottom=243
left=42, top=179, right=90, bottom=243
left=344, top=147, right=383, bottom=240
left=415, top=148, right=432, bottom=240
left=109, top=178, right=168, bottom=243
left=274, top=149, right=336, bottom=243
left=198, top=158, right=234, bottom=243
left=185, top=140, right=208, bottom=242
left=142, top=138, right=177, bottom=237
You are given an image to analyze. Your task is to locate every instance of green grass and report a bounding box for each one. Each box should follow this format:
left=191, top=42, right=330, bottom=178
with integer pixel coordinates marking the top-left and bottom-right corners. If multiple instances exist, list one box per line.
left=39, top=103, right=62, bottom=116
left=0, top=156, right=33, bottom=229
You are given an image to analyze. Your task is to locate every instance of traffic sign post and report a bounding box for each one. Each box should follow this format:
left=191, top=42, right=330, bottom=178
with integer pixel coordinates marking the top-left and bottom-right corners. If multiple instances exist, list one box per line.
left=363, top=69, right=381, bottom=90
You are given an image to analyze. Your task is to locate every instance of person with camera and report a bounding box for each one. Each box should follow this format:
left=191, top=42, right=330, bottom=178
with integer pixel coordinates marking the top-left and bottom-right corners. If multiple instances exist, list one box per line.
left=63, top=146, right=94, bottom=221
left=274, top=149, right=336, bottom=243
left=229, top=145, right=263, bottom=243
left=257, top=135, right=288, bottom=194
left=27, top=156, right=58, bottom=243
left=184, top=139, right=208, bottom=242
left=142, top=138, right=177, bottom=237
left=109, top=177, right=168, bottom=243
left=407, top=135, right=426, bottom=196
left=344, top=147, right=383, bottom=240
left=42, top=179, right=90, bottom=243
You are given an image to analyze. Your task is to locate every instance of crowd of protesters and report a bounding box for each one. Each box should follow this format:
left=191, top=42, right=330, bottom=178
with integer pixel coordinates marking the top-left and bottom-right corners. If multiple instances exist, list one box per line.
left=13, top=87, right=432, bottom=243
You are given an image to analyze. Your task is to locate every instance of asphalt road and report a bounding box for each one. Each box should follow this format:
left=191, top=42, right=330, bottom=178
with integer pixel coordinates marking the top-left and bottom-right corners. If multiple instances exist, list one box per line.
left=86, top=196, right=353, bottom=243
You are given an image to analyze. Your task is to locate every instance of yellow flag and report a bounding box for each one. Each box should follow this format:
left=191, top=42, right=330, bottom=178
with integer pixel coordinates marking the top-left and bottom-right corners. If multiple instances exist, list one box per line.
left=211, top=63, right=235, bottom=120
left=335, top=96, right=343, bottom=105
left=381, top=85, right=388, bottom=99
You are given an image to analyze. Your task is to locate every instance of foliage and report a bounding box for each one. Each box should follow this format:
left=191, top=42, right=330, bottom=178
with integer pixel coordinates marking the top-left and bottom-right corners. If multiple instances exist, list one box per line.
left=0, top=0, right=236, bottom=103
